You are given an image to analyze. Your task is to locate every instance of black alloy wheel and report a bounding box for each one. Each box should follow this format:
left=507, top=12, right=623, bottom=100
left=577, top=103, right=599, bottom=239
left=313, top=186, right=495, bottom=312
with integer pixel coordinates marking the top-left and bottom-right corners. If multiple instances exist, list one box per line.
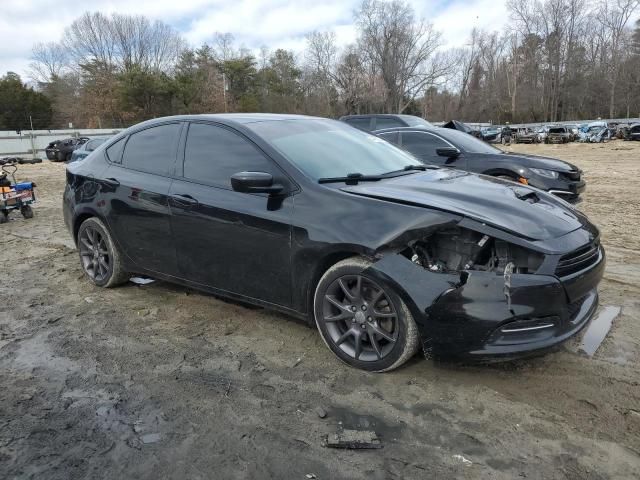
left=77, top=217, right=129, bottom=287
left=79, top=225, right=111, bottom=283
left=314, top=257, right=419, bottom=372
left=322, top=274, right=399, bottom=362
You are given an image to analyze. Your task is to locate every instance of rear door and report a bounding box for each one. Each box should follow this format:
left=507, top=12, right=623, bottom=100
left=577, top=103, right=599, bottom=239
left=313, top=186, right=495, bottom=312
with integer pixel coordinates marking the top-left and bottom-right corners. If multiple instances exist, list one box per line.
left=102, top=122, right=182, bottom=276
left=400, top=131, right=465, bottom=168
left=169, top=122, right=293, bottom=307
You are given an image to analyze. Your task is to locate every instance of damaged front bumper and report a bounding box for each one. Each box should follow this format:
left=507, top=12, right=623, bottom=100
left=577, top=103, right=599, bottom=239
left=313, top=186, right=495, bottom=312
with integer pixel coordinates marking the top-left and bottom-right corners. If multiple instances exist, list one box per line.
left=364, top=236, right=605, bottom=361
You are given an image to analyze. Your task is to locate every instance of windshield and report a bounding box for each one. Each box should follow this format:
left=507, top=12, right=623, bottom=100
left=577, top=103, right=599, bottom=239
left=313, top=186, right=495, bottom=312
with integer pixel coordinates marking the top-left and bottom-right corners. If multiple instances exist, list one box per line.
left=250, top=119, right=419, bottom=180
left=436, top=128, right=503, bottom=154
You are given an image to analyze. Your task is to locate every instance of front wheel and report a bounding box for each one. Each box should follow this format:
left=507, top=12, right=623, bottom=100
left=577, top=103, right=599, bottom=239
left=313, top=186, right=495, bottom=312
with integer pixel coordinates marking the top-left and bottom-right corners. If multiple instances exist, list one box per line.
left=77, top=217, right=129, bottom=287
left=313, top=257, right=420, bottom=372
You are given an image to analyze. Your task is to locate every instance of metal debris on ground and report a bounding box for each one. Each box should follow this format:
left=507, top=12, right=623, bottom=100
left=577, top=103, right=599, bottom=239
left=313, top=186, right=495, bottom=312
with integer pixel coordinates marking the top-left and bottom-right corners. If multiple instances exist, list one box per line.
left=579, top=306, right=621, bottom=356
left=315, top=407, right=327, bottom=419
left=322, top=429, right=382, bottom=449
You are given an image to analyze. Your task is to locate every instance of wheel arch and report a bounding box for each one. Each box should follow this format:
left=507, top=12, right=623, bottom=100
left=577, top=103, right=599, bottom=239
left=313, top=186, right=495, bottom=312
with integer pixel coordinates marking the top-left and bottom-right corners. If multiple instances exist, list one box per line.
left=302, top=249, right=371, bottom=321
left=482, top=168, right=520, bottom=179
left=72, top=208, right=107, bottom=246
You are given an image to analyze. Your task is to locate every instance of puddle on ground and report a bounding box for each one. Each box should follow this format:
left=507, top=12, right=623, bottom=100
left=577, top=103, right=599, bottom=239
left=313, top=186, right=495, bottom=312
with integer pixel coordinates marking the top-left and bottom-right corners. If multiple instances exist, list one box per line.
left=579, top=306, right=621, bottom=357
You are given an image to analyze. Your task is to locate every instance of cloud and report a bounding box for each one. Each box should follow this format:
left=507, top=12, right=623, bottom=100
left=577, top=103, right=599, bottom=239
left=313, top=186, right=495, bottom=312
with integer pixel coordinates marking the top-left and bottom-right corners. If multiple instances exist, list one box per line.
left=0, top=0, right=511, bottom=79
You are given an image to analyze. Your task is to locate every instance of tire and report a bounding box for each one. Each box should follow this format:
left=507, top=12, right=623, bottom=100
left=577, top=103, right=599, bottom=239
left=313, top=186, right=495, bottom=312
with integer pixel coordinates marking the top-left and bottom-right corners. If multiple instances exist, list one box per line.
left=57, top=151, right=65, bottom=162
left=20, top=205, right=33, bottom=219
left=66, top=152, right=73, bottom=162
left=77, top=217, right=129, bottom=288
left=0, top=211, right=8, bottom=224
left=313, top=257, right=420, bottom=372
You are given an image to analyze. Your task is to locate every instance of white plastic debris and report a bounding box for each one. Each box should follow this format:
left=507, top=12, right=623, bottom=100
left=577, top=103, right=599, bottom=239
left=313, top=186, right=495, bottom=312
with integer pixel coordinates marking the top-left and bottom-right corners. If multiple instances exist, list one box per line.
left=452, top=454, right=473, bottom=465
left=129, top=276, right=155, bottom=285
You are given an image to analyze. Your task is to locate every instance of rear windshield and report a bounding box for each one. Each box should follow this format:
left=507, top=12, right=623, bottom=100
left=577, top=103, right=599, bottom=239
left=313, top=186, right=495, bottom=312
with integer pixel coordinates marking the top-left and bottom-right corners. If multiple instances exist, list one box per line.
left=549, top=128, right=566, bottom=134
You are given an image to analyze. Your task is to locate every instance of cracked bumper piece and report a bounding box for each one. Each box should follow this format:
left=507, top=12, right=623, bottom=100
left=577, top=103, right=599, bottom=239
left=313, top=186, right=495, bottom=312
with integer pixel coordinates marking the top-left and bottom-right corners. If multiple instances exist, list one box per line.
left=366, top=248, right=604, bottom=361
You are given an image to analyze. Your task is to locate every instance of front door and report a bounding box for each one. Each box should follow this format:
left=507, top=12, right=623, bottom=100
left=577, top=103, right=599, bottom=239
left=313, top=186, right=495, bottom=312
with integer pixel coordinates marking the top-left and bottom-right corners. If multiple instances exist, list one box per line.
left=169, top=122, right=293, bottom=307
left=400, top=131, right=466, bottom=168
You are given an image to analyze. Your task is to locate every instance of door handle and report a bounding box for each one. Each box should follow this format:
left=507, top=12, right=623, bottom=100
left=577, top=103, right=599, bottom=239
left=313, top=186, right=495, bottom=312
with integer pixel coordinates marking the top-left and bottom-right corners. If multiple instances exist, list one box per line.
left=103, top=177, right=120, bottom=186
left=170, top=194, right=199, bottom=207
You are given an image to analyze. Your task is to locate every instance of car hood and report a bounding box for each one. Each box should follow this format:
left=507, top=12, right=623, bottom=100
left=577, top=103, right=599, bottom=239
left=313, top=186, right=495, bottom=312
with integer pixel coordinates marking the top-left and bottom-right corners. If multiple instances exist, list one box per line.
left=501, top=152, right=579, bottom=172
left=340, top=169, right=586, bottom=241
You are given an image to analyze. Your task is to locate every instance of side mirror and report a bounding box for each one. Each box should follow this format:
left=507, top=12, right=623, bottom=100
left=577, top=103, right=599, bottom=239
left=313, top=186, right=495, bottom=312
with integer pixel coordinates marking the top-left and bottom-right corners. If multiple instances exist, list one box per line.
left=231, top=171, right=283, bottom=195
left=436, top=147, right=460, bottom=158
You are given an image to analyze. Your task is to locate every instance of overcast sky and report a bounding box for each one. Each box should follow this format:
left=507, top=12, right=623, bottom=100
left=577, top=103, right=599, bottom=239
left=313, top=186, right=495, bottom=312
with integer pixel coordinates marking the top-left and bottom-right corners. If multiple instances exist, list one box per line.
left=1, top=0, right=508, bottom=79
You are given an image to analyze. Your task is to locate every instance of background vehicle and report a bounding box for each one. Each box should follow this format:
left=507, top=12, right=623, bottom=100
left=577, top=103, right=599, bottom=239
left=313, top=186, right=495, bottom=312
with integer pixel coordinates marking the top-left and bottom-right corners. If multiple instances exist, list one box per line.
left=565, top=124, right=579, bottom=141
left=480, top=126, right=502, bottom=143
left=69, top=137, right=110, bottom=163
left=374, top=125, right=585, bottom=202
left=546, top=126, right=571, bottom=144
left=628, top=123, right=640, bottom=141
left=339, top=114, right=432, bottom=132
left=536, top=126, right=549, bottom=143
left=514, top=127, right=540, bottom=144
left=64, top=114, right=603, bottom=372
left=45, top=137, right=90, bottom=162
left=442, top=120, right=482, bottom=139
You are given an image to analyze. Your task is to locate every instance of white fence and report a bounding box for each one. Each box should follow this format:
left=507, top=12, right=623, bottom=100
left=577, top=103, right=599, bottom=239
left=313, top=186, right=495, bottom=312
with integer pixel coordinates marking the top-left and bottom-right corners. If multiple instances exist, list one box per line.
left=0, top=129, right=124, bottom=158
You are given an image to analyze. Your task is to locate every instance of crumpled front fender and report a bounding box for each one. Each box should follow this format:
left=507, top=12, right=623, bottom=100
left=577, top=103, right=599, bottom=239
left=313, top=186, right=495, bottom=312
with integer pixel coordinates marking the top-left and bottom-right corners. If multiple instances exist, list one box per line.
left=363, top=251, right=568, bottom=358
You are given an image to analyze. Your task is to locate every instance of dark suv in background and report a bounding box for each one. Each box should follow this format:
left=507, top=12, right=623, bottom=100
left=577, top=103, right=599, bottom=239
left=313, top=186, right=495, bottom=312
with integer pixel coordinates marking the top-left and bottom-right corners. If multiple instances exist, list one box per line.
left=45, top=137, right=90, bottom=162
left=339, top=114, right=432, bottom=132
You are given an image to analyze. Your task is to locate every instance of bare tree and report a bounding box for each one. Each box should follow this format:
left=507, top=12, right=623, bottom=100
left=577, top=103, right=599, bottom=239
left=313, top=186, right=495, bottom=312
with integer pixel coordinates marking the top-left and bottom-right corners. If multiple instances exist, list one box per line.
left=355, top=0, right=447, bottom=113
left=29, top=42, right=70, bottom=83
left=596, top=0, right=640, bottom=117
left=63, top=12, right=184, bottom=74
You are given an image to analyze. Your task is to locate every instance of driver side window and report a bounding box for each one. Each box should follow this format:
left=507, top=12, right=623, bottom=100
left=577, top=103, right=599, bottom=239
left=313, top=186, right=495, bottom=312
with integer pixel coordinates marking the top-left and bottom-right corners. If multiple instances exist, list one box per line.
left=400, top=132, right=449, bottom=160
left=183, top=123, right=278, bottom=189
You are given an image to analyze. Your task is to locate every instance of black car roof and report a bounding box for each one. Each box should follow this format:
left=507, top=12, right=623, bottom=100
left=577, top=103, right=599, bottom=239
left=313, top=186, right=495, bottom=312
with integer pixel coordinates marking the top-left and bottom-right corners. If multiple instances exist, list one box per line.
left=371, top=126, right=437, bottom=135
left=339, top=114, right=423, bottom=120
left=130, top=113, right=327, bottom=130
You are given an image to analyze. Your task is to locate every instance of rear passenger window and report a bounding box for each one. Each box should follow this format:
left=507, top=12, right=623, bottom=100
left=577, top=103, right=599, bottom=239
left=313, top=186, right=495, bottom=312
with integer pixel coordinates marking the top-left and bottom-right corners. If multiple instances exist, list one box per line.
left=106, top=137, right=126, bottom=163
left=183, top=123, right=277, bottom=189
left=345, top=118, right=373, bottom=131
left=375, top=118, right=404, bottom=130
left=121, top=123, right=181, bottom=175
left=377, top=131, right=399, bottom=145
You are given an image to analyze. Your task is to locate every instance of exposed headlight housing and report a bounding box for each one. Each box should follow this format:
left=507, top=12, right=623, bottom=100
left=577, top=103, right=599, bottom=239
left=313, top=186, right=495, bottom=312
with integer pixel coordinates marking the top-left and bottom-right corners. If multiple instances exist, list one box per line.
left=530, top=168, right=559, bottom=179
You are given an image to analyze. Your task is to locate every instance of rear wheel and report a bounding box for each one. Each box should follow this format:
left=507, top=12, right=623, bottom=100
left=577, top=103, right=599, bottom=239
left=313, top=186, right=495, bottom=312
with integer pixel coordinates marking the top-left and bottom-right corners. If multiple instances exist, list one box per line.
left=0, top=210, right=8, bottom=224
left=313, top=257, right=419, bottom=372
left=77, top=217, right=129, bottom=287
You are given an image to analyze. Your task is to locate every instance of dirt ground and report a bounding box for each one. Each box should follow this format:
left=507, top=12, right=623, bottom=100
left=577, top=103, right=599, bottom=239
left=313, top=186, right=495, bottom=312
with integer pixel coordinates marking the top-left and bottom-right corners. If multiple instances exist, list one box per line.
left=1, top=141, right=639, bottom=480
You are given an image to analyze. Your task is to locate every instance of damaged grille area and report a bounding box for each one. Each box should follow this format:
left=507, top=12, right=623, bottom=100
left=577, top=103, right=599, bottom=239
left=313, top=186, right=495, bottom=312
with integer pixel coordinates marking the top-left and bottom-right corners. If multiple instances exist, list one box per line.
left=560, top=170, right=581, bottom=181
left=556, top=241, right=600, bottom=277
left=404, top=227, right=544, bottom=274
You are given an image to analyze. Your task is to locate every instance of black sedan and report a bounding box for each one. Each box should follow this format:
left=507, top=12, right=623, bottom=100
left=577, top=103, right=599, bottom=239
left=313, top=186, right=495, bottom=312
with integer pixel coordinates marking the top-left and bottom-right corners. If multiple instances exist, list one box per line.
left=374, top=126, right=585, bottom=202
left=63, top=114, right=604, bottom=371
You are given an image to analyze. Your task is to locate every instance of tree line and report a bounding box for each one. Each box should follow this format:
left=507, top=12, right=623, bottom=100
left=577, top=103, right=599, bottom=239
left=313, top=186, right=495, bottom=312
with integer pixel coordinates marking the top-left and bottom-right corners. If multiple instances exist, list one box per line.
left=1, top=0, right=639, bottom=131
